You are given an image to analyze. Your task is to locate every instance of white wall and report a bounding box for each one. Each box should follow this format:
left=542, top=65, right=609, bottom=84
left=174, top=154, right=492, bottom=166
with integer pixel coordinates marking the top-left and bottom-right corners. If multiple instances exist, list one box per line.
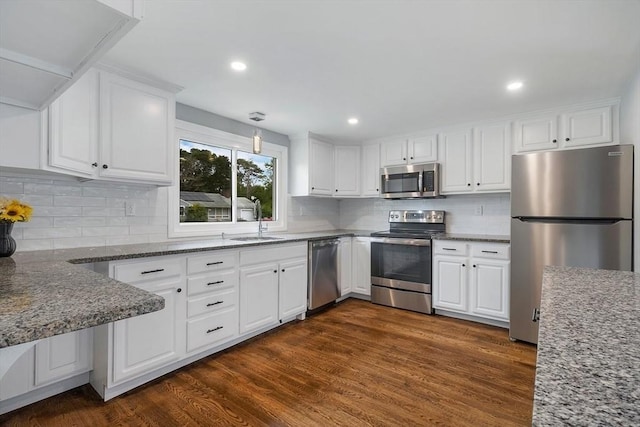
left=620, top=63, right=640, bottom=271
left=339, top=194, right=510, bottom=235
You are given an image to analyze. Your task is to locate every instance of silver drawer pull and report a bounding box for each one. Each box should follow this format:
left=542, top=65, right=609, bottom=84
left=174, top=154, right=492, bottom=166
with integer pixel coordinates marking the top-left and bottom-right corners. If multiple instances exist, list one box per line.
left=481, top=250, right=499, bottom=254
left=206, top=261, right=224, bottom=266
left=206, top=326, right=223, bottom=334
left=206, top=301, right=224, bottom=307
left=442, top=248, right=457, bottom=251
left=141, top=268, right=164, bottom=275
left=207, top=280, right=224, bottom=286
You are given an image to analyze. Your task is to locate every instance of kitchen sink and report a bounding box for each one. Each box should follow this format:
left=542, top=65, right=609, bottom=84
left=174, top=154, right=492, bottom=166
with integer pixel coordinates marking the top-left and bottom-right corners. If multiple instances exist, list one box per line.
left=229, top=236, right=284, bottom=242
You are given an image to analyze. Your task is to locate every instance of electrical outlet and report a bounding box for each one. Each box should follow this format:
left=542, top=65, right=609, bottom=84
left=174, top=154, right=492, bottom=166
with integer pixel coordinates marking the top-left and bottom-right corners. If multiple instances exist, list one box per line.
left=474, top=205, right=483, bottom=216
left=125, top=202, right=136, bottom=216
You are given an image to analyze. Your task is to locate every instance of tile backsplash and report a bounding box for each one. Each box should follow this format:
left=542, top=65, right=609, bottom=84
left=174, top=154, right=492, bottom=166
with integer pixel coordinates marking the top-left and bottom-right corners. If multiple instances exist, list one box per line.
left=1, top=170, right=509, bottom=252
left=339, top=194, right=511, bottom=235
left=1, top=171, right=169, bottom=251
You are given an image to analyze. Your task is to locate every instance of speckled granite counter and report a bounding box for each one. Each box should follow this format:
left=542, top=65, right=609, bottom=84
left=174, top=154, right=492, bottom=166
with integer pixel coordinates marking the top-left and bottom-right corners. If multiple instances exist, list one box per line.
left=533, top=266, right=640, bottom=426
left=432, top=233, right=510, bottom=243
left=0, top=230, right=365, bottom=348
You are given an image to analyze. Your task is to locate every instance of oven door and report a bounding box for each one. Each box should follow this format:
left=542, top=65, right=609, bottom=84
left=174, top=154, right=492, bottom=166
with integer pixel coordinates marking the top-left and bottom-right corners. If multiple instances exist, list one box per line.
left=370, top=237, right=432, bottom=292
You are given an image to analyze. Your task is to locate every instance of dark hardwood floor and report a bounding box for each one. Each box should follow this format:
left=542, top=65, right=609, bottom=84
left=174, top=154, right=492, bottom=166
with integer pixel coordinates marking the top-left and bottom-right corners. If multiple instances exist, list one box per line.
left=1, top=299, right=537, bottom=426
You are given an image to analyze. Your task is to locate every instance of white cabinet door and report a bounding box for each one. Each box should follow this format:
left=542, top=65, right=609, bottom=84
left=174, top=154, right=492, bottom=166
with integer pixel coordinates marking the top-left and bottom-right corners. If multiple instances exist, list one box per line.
left=351, top=237, right=371, bottom=295
left=339, top=237, right=352, bottom=296
left=514, top=115, right=558, bottom=152
left=361, top=144, right=380, bottom=196
left=432, top=256, right=467, bottom=312
left=408, top=134, right=438, bottom=163
left=469, top=259, right=509, bottom=321
left=112, top=281, right=181, bottom=384
left=309, top=138, right=335, bottom=195
left=380, top=139, right=408, bottom=167
left=562, top=105, right=613, bottom=148
left=240, top=263, right=279, bottom=334
left=99, top=71, right=174, bottom=184
left=439, top=129, right=472, bottom=193
left=47, top=69, right=99, bottom=177
left=34, top=329, right=92, bottom=386
left=334, top=145, right=360, bottom=196
left=473, top=123, right=511, bottom=191
left=278, top=258, right=308, bottom=319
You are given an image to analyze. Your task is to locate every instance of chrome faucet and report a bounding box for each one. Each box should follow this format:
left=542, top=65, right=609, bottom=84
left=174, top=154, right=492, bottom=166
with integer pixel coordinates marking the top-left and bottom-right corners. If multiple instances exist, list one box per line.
left=253, top=197, right=267, bottom=238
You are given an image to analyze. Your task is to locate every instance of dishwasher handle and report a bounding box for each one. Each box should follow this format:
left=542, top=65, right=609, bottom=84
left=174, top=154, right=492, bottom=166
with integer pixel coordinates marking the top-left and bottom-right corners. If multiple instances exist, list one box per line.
left=312, top=239, right=340, bottom=248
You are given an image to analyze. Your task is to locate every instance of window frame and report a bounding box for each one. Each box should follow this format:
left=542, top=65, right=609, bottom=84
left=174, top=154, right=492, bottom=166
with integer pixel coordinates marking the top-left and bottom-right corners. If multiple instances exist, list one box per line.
left=169, top=120, right=288, bottom=238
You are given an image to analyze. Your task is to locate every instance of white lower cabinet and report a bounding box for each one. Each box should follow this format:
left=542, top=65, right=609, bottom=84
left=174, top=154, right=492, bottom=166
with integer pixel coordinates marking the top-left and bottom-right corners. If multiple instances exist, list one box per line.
left=239, top=243, right=308, bottom=334
left=432, top=240, right=510, bottom=323
left=35, top=329, right=93, bottom=386
left=352, top=237, right=371, bottom=295
left=239, top=263, right=280, bottom=334
left=339, top=237, right=353, bottom=296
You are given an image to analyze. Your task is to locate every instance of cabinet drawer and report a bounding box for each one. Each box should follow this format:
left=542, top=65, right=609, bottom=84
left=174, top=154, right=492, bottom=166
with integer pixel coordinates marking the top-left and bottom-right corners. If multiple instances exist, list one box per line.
left=240, top=243, right=307, bottom=266
left=187, top=269, right=238, bottom=296
left=433, top=240, right=468, bottom=256
left=186, top=308, right=238, bottom=353
left=114, top=258, right=182, bottom=284
left=187, top=251, right=238, bottom=275
left=471, top=243, right=510, bottom=260
left=187, top=288, right=237, bottom=318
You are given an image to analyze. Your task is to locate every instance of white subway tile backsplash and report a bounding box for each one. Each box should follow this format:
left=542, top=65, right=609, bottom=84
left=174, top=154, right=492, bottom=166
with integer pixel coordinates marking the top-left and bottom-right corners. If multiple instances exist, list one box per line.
left=0, top=181, right=24, bottom=193
left=82, top=226, right=130, bottom=237
left=22, top=226, right=82, bottom=239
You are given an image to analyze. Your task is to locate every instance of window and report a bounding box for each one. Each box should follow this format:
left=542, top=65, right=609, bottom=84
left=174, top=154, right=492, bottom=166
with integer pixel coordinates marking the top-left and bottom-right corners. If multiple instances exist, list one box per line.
left=170, top=121, right=287, bottom=238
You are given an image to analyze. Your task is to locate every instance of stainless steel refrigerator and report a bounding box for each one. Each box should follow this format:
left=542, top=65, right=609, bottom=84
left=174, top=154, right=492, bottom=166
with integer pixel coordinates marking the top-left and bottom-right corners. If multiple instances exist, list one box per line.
left=510, top=144, right=633, bottom=344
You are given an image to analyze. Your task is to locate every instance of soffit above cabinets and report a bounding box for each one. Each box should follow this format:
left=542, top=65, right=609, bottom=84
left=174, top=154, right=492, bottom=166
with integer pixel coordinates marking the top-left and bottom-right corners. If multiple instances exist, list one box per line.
left=0, top=0, right=142, bottom=111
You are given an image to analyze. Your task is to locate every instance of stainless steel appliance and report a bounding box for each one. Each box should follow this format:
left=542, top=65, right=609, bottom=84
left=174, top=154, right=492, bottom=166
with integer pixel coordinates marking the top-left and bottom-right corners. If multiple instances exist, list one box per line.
left=370, top=210, right=445, bottom=314
left=380, top=163, right=440, bottom=199
left=510, top=144, right=633, bottom=344
left=308, top=238, right=340, bottom=310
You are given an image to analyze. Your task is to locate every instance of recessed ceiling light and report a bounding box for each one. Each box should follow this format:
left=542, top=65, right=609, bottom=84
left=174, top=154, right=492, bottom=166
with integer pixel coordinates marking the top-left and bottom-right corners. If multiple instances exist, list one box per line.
left=231, top=61, right=247, bottom=71
left=507, top=81, right=524, bottom=91
left=348, top=117, right=359, bottom=125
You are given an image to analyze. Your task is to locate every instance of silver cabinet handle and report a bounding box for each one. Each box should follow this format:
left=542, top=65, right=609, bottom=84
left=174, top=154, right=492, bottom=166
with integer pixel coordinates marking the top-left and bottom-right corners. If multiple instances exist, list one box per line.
left=206, top=261, right=224, bottom=266
left=141, top=268, right=164, bottom=275
left=207, top=280, right=224, bottom=286
left=206, top=326, right=223, bottom=334
left=482, top=250, right=499, bottom=254
left=206, top=301, right=224, bottom=307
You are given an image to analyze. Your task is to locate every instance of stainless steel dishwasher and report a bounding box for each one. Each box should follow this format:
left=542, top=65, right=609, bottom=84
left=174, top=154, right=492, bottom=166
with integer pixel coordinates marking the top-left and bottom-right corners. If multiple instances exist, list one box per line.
left=308, top=238, right=340, bottom=310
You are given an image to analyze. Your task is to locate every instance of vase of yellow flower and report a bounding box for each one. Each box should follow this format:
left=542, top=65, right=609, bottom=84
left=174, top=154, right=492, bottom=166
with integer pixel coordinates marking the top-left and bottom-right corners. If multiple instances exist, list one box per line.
left=0, top=198, right=33, bottom=257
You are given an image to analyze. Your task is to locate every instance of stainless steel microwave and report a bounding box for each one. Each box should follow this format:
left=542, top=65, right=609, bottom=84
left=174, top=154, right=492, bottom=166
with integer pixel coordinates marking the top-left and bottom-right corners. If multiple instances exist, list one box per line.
left=380, top=163, right=440, bottom=199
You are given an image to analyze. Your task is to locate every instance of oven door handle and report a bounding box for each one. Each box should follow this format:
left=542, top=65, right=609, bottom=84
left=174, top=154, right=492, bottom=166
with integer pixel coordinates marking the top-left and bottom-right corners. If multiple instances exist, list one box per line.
left=370, top=237, right=431, bottom=246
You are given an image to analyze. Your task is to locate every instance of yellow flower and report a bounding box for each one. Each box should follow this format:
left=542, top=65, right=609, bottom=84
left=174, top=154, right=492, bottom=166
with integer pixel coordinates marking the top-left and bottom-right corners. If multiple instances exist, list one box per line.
left=0, top=200, right=33, bottom=223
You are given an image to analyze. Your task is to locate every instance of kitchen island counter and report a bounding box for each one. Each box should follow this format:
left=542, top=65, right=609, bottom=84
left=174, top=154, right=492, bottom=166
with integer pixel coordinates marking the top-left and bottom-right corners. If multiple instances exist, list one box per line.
left=1, top=230, right=366, bottom=348
left=533, top=266, right=640, bottom=426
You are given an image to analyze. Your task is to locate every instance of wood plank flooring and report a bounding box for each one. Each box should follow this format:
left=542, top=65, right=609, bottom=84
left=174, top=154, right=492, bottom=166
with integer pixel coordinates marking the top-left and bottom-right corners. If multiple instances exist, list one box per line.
left=0, top=299, right=537, bottom=426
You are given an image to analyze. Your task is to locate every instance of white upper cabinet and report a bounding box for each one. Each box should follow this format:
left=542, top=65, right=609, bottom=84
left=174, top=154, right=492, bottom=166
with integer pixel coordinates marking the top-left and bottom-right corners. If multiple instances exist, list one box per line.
left=334, top=145, right=360, bottom=196
left=0, top=0, right=142, bottom=110
left=562, top=105, right=613, bottom=148
left=290, top=133, right=335, bottom=196
left=361, top=144, right=381, bottom=197
left=439, top=128, right=473, bottom=193
left=99, top=72, right=174, bottom=183
left=514, top=101, right=617, bottom=153
left=45, top=68, right=177, bottom=185
left=47, top=69, right=99, bottom=177
left=473, top=122, right=511, bottom=191
left=380, top=135, right=438, bottom=167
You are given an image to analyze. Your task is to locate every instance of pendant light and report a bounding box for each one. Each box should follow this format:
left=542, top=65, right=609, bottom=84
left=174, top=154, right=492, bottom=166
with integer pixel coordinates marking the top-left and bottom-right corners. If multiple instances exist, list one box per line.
left=252, top=129, right=263, bottom=154
left=249, top=112, right=266, bottom=154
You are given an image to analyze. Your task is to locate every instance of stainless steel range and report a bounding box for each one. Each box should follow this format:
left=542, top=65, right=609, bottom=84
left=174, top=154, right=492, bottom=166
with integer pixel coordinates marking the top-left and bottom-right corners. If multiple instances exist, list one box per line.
left=370, top=210, right=445, bottom=314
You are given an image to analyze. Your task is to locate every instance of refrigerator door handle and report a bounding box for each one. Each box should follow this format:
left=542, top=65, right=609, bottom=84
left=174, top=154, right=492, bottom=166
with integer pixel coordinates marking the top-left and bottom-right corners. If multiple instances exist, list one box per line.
left=532, top=308, right=540, bottom=322
left=514, top=217, right=626, bottom=225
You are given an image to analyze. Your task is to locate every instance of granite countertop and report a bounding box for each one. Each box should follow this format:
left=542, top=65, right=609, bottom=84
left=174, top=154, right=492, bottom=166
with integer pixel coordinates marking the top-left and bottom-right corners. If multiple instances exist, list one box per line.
left=431, top=233, right=510, bottom=243
left=533, top=266, right=640, bottom=426
left=0, top=229, right=365, bottom=348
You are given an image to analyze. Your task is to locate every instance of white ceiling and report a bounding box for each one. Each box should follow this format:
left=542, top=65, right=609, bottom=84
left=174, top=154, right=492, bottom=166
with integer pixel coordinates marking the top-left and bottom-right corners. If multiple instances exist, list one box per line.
left=103, top=0, right=640, bottom=143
